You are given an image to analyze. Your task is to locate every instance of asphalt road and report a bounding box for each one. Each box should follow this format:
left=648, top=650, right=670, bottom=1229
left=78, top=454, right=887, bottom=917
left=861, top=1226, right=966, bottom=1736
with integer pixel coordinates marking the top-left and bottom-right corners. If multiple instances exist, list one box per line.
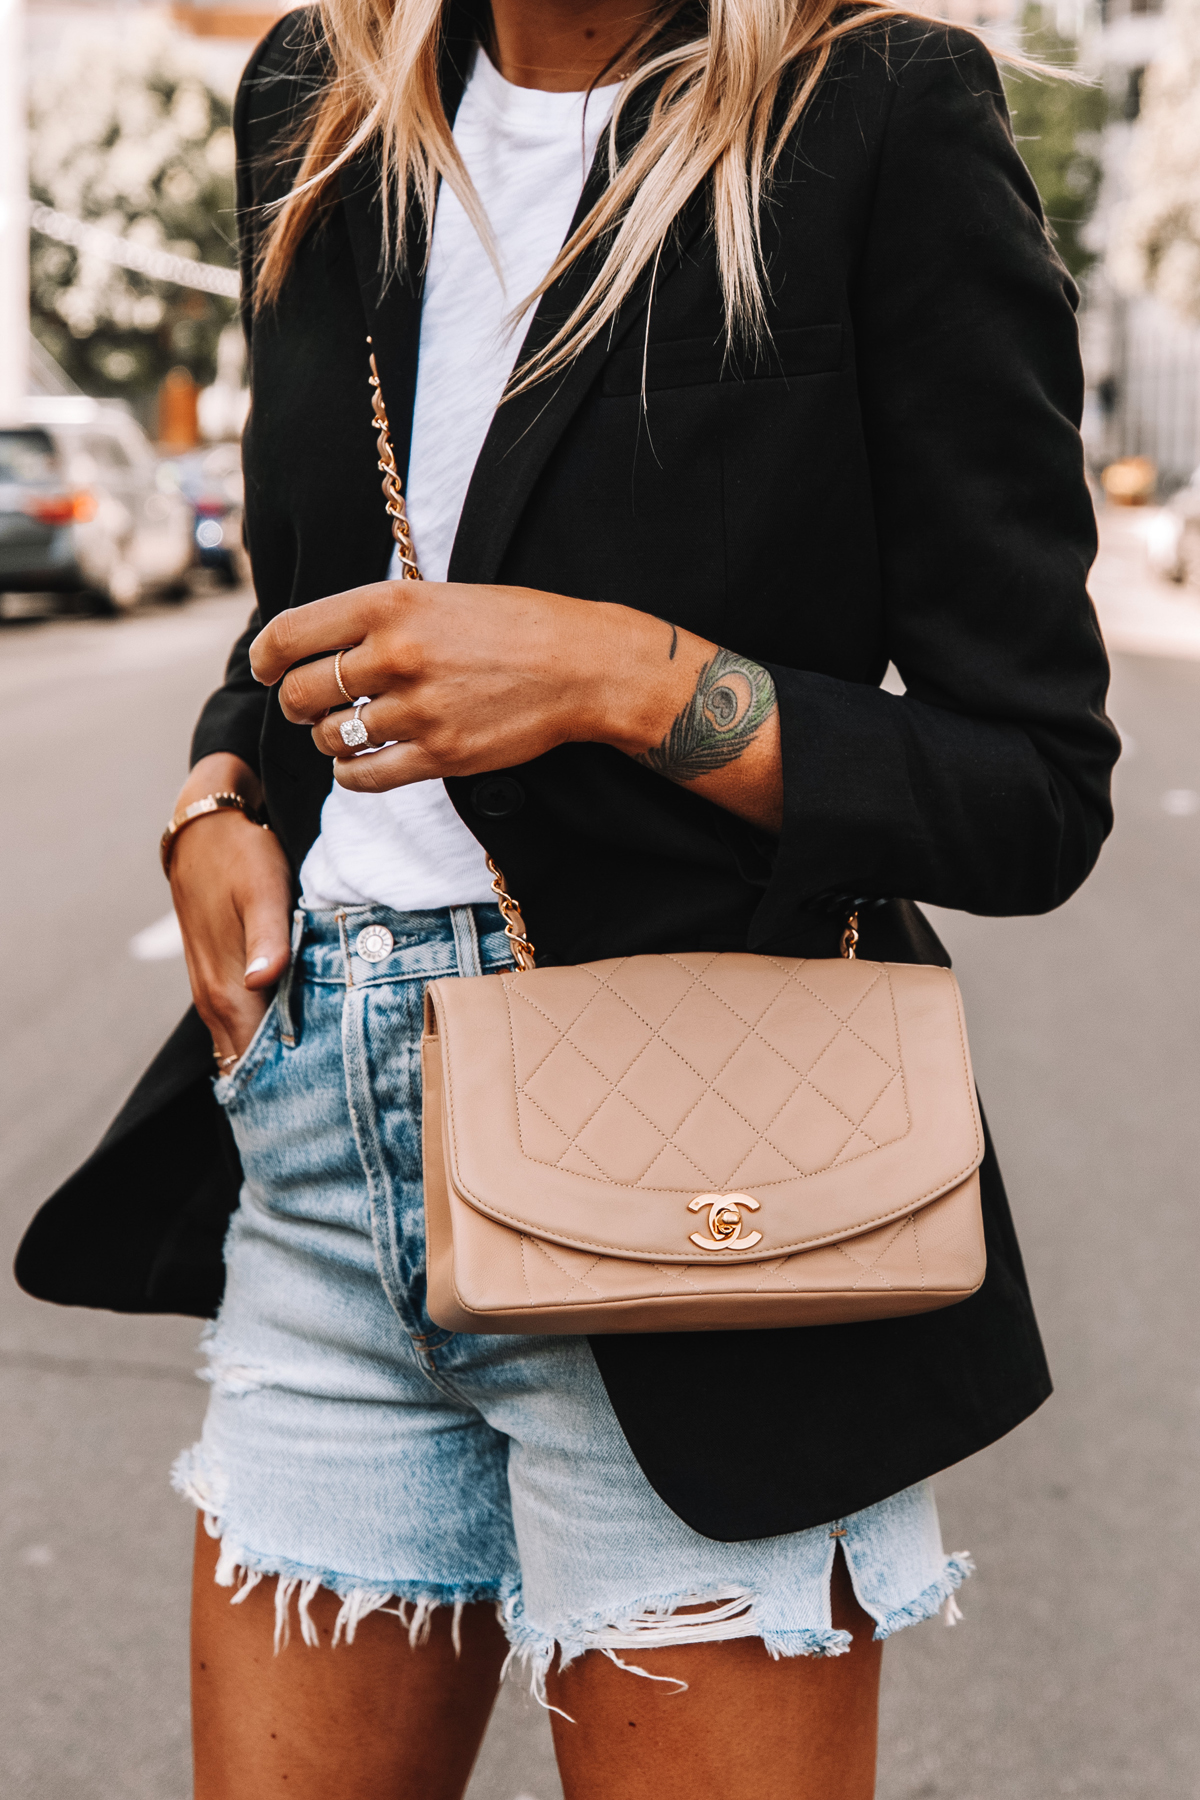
left=1, top=578, right=1197, bottom=1798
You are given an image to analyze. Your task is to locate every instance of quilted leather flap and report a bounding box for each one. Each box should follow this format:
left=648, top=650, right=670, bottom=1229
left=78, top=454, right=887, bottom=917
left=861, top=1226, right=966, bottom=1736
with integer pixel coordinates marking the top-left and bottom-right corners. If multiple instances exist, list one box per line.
left=425, top=952, right=983, bottom=1264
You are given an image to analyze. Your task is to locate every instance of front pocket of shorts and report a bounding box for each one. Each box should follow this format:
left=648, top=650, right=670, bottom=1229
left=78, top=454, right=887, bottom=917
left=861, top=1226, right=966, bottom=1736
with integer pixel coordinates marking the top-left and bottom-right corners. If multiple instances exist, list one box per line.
left=212, top=993, right=281, bottom=1109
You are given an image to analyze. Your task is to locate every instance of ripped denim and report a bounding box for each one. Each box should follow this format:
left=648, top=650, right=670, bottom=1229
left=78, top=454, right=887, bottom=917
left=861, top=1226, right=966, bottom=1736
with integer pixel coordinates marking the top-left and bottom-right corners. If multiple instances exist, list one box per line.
left=173, top=903, right=972, bottom=1699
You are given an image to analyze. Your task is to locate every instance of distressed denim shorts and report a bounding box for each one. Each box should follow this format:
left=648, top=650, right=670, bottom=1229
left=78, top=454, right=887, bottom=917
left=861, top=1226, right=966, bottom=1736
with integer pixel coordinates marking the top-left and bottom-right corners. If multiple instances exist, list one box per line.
left=173, top=903, right=971, bottom=1693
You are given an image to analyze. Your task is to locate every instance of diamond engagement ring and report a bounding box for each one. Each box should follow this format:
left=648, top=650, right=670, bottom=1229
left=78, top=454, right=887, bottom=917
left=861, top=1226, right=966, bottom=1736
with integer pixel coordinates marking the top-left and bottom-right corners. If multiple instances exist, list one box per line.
left=339, top=696, right=373, bottom=749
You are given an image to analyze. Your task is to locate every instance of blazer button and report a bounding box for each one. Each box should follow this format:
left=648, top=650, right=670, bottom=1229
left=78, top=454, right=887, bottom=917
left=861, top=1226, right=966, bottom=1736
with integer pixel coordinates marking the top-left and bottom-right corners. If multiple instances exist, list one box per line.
left=471, top=776, right=525, bottom=818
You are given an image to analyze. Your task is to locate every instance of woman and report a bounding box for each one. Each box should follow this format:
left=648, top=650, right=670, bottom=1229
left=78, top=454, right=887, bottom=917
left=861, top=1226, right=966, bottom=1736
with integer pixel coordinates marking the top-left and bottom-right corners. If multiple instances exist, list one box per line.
left=17, top=0, right=1117, bottom=1792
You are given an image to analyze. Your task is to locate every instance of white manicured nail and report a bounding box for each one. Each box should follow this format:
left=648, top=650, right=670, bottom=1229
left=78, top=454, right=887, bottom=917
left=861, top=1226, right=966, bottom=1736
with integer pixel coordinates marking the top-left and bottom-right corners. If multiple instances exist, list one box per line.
left=245, top=956, right=270, bottom=976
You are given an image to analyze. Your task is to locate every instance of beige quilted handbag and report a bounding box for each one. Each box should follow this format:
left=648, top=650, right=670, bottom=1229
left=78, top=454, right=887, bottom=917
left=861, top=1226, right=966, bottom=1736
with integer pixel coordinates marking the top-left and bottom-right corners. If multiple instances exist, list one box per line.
left=421, top=916, right=986, bottom=1333
left=366, top=349, right=987, bottom=1335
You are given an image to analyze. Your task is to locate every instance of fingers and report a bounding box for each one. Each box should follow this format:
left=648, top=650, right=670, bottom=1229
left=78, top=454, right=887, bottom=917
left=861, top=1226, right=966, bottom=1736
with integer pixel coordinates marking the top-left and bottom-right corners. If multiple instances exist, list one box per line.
left=204, top=994, right=271, bottom=1067
left=277, top=644, right=382, bottom=726
left=180, top=928, right=271, bottom=1061
left=250, top=584, right=397, bottom=688
left=240, top=894, right=292, bottom=990
left=310, top=692, right=410, bottom=757
left=333, top=740, right=442, bottom=792
left=171, top=811, right=294, bottom=1057
left=202, top=994, right=270, bottom=1066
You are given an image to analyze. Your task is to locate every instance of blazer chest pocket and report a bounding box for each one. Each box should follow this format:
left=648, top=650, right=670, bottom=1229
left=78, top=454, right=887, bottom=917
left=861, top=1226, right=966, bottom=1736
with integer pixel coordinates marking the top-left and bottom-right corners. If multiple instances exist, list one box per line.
left=602, top=323, right=843, bottom=397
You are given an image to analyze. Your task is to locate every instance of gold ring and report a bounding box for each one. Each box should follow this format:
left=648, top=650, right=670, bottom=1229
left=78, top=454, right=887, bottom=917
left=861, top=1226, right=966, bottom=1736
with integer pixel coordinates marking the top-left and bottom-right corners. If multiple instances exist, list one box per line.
left=333, top=649, right=354, bottom=707
left=213, top=1048, right=238, bottom=1072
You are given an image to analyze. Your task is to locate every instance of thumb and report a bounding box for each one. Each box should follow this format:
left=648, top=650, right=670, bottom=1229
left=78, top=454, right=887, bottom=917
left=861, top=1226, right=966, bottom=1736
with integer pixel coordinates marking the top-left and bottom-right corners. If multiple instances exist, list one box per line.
left=241, top=896, right=292, bottom=989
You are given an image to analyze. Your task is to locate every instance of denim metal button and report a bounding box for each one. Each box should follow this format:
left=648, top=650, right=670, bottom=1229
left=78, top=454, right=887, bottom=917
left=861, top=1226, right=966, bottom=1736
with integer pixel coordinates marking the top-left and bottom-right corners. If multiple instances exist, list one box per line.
left=471, top=776, right=525, bottom=818
left=355, top=924, right=394, bottom=964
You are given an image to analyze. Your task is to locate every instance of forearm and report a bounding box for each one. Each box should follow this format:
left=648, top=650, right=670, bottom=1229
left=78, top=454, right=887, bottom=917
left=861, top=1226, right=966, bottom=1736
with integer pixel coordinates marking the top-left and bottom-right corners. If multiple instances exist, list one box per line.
left=176, top=752, right=264, bottom=813
left=252, top=580, right=782, bottom=827
left=594, top=607, right=783, bottom=834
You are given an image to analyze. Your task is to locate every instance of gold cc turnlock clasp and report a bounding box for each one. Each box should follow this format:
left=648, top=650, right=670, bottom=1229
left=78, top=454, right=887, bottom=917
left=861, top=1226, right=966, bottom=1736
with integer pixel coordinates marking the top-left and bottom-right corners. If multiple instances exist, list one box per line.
left=687, top=1193, right=762, bottom=1252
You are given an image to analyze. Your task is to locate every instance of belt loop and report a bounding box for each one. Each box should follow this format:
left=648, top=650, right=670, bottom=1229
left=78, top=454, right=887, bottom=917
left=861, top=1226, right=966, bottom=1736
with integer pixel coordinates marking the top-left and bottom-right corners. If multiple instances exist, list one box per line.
left=277, top=907, right=305, bottom=1047
left=450, top=905, right=483, bottom=979
left=335, top=908, right=353, bottom=986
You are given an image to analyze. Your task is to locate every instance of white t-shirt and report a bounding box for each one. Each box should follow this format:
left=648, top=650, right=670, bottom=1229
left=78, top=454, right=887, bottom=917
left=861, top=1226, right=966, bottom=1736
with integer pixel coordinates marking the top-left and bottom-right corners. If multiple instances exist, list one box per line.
left=299, top=53, right=617, bottom=912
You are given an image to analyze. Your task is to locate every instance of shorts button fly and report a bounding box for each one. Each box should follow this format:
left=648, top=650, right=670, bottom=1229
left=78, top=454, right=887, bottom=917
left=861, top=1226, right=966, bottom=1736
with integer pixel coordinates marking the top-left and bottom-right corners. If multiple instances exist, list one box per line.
left=355, top=924, right=394, bottom=964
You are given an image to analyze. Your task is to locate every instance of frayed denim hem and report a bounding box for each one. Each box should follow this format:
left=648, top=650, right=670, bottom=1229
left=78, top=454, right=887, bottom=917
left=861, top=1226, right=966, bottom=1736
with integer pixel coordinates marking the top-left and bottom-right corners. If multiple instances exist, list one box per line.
left=171, top=1444, right=507, bottom=1654
left=871, top=1553, right=975, bottom=1641
left=761, top=1625, right=855, bottom=1659
left=498, top=1585, right=855, bottom=1718
left=495, top=1551, right=975, bottom=1716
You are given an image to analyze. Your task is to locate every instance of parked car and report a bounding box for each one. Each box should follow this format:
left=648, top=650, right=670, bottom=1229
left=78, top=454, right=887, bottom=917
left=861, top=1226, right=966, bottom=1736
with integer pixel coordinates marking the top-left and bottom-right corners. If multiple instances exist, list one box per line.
left=161, top=442, right=249, bottom=588
left=0, top=397, right=193, bottom=613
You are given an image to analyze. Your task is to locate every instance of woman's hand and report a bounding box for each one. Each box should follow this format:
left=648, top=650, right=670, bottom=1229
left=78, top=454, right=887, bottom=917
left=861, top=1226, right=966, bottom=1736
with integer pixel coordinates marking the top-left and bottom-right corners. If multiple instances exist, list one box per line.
left=251, top=582, right=671, bottom=784
left=249, top=582, right=783, bottom=831
left=169, top=753, right=294, bottom=1064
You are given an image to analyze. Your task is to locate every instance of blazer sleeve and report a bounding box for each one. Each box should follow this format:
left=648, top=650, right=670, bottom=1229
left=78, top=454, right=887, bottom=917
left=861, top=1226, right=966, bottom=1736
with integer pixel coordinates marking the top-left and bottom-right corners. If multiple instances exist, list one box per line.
left=190, top=605, right=265, bottom=772
left=753, top=27, right=1118, bottom=944
left=185, top=12, right=308, bottom=777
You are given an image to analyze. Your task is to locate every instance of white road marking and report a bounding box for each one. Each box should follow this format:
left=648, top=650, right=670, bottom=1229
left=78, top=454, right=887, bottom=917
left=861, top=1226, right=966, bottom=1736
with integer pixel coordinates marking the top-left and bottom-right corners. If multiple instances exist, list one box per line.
left=129, top=911, right=184, bottom=960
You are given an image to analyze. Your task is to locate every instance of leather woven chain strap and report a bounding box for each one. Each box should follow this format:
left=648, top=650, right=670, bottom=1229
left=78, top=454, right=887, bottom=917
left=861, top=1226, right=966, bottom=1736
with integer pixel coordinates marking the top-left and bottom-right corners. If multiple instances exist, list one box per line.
left=366, top=338, right=858, bottom=973
left=367, top=339, right=538, bottom=970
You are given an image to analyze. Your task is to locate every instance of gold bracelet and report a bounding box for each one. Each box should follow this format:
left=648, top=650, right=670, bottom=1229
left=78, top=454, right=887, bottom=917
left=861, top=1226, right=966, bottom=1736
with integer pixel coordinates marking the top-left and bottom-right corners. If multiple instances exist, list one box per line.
left=160, top=791, right=268, bottom=878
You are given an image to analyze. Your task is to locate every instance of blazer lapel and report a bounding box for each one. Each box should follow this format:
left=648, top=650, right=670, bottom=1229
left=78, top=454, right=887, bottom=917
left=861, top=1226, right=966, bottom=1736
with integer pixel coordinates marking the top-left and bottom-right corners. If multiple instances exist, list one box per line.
left=448, top=123, right=707, bottom=585
left=341, top=32, right=708, bottom=586
left=338, top=0, right=478, bottom=483
left=340, top=154, right=424, bottom=486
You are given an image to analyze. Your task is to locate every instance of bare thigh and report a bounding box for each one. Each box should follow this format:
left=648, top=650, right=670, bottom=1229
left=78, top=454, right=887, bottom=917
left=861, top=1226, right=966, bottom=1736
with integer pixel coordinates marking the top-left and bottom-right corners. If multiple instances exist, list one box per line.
left=192, top=1522, right=880, bottom=1800
left=190, top=1517, right=508, bottom=1800
left=547, top=1548, right=883, bottom=1800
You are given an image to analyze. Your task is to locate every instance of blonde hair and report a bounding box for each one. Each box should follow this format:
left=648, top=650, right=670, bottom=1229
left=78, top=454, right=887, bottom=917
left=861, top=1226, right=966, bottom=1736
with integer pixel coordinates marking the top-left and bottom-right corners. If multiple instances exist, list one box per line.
left=256, top=0, right=985, bottom=389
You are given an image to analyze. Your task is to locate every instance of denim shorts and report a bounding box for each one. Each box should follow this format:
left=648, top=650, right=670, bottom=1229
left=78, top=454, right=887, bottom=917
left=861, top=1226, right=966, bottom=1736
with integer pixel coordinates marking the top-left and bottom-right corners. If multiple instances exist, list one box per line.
left=173, top=903, right=971, bottom=1693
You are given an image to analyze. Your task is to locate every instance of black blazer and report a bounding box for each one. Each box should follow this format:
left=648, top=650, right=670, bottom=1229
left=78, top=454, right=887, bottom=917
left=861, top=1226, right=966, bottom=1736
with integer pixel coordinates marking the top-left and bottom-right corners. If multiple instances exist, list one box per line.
left=17, top=7, right=1118, bottom=1540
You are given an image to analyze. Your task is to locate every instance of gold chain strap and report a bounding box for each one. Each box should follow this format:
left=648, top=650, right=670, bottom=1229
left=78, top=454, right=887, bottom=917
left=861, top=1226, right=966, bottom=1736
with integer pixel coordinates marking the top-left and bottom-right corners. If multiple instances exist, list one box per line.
left=366, top=338, right=536, bottom=969
left=839, top=911, right=859, bottom=960
left=368, top=339, right=420, bottom=580
left=486, top=858, right=538, bottom=972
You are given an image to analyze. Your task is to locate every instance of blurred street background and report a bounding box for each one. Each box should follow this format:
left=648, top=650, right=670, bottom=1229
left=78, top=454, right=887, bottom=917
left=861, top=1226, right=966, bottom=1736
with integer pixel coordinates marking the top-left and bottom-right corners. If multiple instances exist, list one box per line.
left=2, top=0, right=1199, bottom=1795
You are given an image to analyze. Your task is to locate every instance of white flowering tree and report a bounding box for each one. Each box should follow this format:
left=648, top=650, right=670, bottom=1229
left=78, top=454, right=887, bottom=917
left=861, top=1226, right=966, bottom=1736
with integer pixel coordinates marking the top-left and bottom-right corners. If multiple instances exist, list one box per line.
left=29, top=22, right=238, bottom=399
left=1110, top=0, right=1200, bottom=323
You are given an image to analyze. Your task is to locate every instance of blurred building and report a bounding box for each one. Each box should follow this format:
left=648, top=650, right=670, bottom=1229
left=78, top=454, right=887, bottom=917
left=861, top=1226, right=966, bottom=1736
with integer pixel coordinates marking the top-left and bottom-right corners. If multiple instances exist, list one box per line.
left=1078, top=0, right=1200, bottom=490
